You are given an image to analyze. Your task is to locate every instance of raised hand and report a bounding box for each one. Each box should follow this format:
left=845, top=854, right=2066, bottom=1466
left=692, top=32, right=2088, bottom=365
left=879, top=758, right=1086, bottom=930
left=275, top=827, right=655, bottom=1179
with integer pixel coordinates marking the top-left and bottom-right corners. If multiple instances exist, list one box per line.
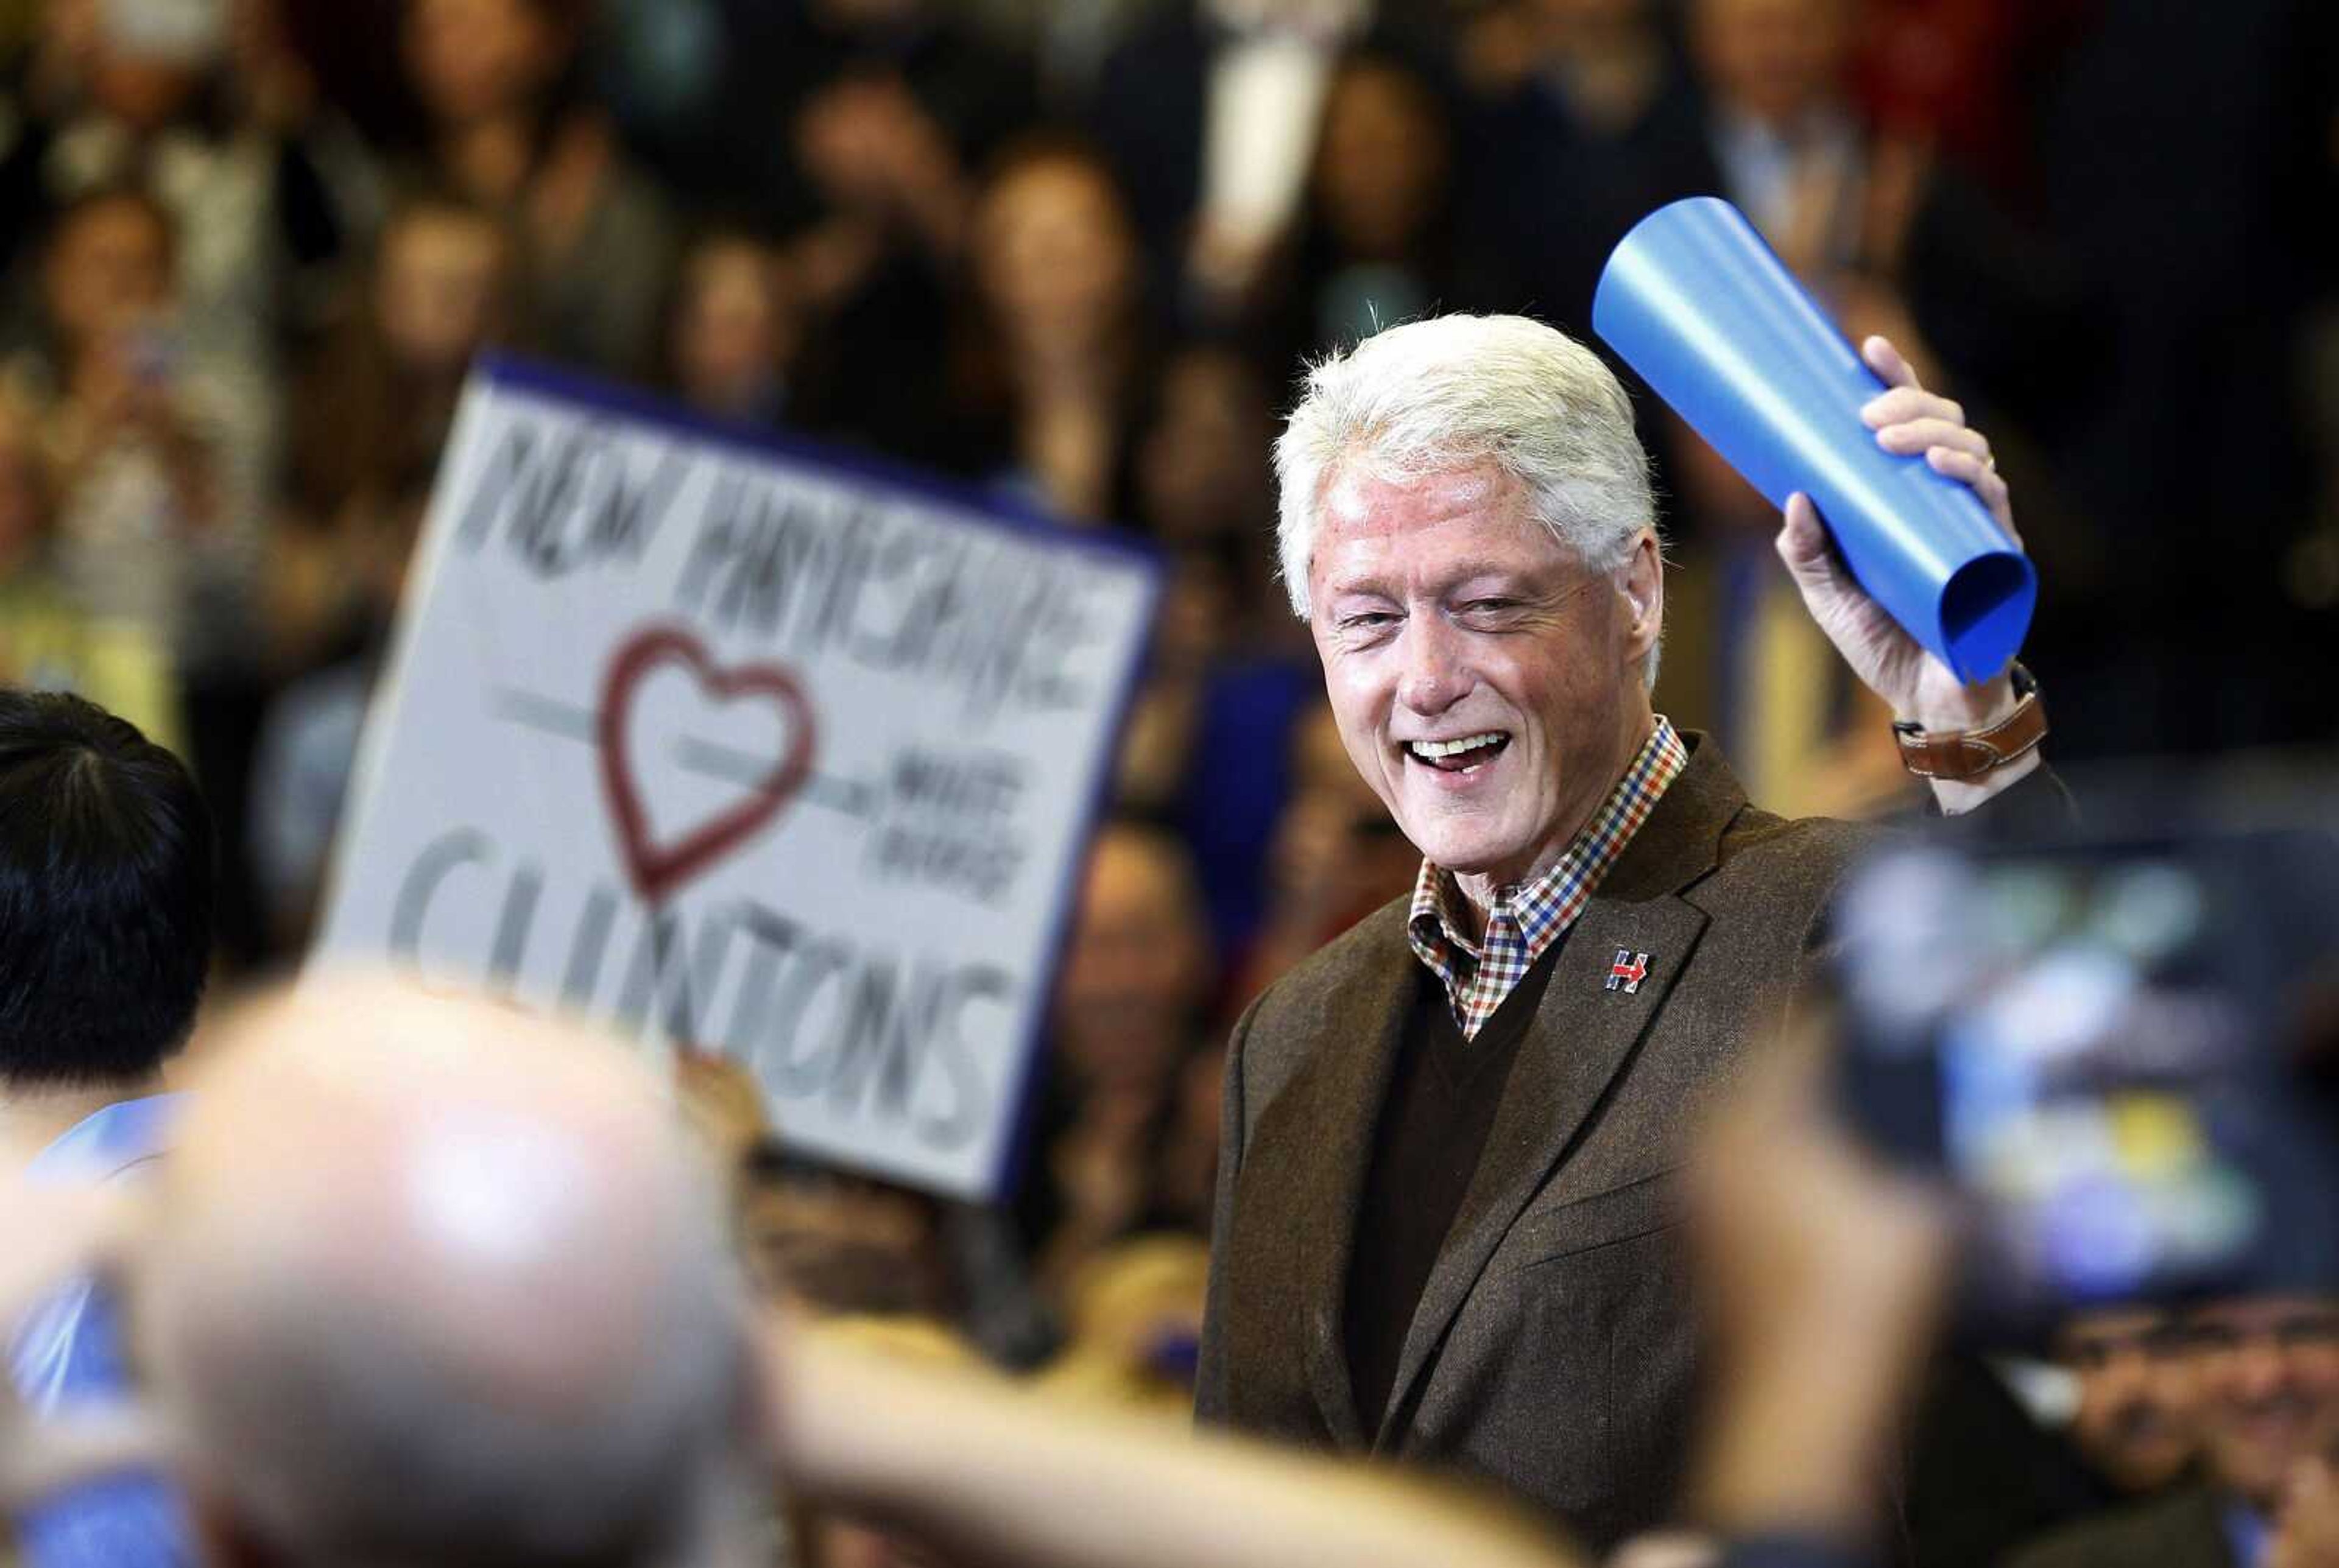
left=1774, top=334, right=2037, bottom=809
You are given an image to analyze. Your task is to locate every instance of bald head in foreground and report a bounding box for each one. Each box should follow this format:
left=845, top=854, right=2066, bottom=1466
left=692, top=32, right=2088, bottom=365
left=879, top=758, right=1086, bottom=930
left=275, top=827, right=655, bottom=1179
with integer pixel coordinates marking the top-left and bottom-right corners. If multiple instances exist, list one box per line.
left=130, top=980, right=752, bottom=1568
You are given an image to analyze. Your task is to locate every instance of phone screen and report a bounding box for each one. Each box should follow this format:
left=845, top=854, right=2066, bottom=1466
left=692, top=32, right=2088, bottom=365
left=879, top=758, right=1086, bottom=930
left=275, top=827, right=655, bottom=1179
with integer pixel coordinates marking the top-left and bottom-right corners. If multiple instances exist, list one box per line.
left=1833, top=831, right=2339, bottom=1332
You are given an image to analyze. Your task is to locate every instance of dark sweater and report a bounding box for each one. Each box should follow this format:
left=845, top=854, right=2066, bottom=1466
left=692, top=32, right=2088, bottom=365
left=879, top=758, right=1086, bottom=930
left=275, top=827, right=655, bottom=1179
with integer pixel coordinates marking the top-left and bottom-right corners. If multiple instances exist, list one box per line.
left=1344, top=944, right=1564, bottom=1433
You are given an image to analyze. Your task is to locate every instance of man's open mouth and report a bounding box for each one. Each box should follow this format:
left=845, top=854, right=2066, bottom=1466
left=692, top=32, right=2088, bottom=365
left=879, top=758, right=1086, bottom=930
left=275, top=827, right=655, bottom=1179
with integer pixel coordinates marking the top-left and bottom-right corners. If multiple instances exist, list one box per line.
left=1405, top=732, right=1511, bottom=773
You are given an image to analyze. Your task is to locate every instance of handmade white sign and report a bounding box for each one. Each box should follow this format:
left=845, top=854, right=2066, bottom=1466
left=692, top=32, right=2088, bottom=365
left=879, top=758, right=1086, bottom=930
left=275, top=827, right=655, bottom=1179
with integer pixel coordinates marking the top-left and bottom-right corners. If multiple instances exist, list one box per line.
left=317, top=360, right=1163, bottom=1200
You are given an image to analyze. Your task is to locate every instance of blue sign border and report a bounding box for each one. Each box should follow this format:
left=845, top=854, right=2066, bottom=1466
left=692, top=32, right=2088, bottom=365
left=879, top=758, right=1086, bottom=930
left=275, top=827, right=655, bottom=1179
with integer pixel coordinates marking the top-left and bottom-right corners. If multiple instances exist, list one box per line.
left=479, top=353, right=1164, bottom=572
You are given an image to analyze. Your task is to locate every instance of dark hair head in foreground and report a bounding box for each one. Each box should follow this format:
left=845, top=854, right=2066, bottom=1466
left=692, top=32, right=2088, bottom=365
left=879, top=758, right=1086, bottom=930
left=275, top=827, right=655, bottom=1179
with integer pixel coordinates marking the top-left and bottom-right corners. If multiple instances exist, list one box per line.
left=0, top=690, right=213, bottom=1088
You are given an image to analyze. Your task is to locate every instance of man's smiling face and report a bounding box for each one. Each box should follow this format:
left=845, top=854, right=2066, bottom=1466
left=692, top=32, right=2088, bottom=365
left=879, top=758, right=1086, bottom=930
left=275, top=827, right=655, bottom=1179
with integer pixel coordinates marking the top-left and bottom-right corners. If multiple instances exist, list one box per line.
left=1307, top=460, right=1660, bottom=893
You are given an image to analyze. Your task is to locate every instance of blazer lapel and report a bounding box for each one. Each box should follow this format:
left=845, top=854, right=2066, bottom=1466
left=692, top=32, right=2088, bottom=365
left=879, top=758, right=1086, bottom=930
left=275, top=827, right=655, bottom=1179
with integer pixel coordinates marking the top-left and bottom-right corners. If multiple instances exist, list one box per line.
left=1374, top=740, right=1745, bottom=1447
left=1241, top=912, right=1417, bottom=1449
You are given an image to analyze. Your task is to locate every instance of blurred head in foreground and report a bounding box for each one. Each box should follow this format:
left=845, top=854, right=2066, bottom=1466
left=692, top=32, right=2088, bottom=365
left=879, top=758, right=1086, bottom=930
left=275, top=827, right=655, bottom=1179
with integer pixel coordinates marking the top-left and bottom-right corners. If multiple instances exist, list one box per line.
left=0, top=690, right=212, bottom=1095
left=2054, top=1306, right=2200, bottom=1495
left=131, top=978, right=750, bottom=1567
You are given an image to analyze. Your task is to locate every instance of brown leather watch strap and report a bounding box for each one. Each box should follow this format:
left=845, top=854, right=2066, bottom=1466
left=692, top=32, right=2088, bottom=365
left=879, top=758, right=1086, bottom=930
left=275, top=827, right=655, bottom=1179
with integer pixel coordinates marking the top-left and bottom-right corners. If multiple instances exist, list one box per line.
left=1894, top=671, right=2047, bottom=781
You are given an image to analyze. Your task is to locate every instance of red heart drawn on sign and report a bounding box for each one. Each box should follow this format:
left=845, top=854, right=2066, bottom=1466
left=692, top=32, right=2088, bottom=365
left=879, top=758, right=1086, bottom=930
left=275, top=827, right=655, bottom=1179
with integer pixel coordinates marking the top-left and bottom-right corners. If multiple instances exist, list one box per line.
left=596, top=625, right=818, bottom=905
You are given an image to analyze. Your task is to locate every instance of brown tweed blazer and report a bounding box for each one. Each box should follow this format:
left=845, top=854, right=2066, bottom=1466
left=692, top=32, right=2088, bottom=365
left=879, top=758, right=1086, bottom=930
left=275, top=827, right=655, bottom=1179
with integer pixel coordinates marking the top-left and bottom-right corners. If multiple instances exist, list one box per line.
left=1195, top=735, right=1872, bottom=1552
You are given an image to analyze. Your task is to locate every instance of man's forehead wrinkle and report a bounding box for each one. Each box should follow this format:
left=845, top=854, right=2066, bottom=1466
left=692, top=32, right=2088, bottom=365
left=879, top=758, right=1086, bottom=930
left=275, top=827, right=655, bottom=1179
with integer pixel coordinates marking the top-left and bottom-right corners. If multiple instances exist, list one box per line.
left=1328, top=445, right=1512, bottom=496
left=1316, top=477, right=1584, bottom=596
left=1320, top=551, right=1577, bottom=605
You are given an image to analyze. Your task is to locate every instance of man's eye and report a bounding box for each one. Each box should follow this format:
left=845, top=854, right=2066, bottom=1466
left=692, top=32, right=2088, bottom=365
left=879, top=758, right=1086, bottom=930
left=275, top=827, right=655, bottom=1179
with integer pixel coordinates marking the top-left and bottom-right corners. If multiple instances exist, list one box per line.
left=1339, top=612, right=1398, bottom=631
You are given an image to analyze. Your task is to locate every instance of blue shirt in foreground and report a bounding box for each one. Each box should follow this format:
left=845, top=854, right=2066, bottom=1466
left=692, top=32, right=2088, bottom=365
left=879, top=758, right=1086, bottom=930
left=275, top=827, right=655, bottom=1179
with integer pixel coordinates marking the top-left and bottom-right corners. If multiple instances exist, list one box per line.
left=7, top=1093, right=192, bottom=1568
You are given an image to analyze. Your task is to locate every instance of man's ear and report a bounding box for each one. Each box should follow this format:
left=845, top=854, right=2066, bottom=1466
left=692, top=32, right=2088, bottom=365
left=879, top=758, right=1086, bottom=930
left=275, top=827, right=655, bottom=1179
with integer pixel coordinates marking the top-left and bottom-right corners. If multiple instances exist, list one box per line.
left=1619, top=530, right=1664, bottom=663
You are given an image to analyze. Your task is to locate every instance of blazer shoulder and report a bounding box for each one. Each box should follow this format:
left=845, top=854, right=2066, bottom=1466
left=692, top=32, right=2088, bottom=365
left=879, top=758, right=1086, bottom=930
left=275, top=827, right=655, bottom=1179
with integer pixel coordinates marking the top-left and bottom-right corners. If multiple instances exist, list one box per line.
left=1715, top=797, right=1877, bottom=865
left=1226, top=896, right=1414, bottom=1107
left=1690, top=799, right=1877, bottom=937
left=1252, top=894, right=1415, bottom=1011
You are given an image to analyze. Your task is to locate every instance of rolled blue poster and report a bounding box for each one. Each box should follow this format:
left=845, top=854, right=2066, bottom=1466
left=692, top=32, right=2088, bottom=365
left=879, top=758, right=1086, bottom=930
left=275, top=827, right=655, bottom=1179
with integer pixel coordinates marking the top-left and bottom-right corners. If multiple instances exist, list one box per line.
left=1592, top=196, right=2034, bottom=685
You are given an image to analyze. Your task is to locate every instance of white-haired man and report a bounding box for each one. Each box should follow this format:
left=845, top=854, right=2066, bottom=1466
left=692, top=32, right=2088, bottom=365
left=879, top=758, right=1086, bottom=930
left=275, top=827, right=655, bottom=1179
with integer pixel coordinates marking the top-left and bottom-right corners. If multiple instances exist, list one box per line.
left=1195, top=314, right=2049, bottom=1550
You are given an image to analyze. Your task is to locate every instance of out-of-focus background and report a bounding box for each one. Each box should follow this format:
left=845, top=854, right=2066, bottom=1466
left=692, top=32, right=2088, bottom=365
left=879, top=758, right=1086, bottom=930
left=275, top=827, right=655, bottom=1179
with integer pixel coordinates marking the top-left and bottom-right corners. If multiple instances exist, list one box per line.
left=0, top=0, right=2334, bottom=1416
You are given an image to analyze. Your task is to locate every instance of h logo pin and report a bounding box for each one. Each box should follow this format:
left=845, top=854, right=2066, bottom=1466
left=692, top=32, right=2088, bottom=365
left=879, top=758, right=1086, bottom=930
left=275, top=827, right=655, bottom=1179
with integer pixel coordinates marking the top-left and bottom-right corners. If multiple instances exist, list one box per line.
left=1605, top=949, right=1651, bottom=994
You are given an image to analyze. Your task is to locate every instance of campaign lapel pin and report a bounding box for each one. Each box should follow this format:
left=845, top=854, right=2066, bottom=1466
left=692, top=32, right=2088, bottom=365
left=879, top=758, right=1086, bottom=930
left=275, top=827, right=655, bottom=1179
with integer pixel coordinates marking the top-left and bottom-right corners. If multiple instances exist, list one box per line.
left=1604, top=948, right=1653, bottom=994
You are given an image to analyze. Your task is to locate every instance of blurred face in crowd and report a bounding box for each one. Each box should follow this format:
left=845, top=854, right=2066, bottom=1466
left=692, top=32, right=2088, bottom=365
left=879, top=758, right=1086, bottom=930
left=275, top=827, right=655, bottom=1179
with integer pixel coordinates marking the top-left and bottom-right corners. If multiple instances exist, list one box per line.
left=88, top=57, right=204, bottom=135
left=1154, top=548, right=1235, bottom=670
left=1265, top=706, right=1419, bottom=940
left=1055, top=829, right=1211, bottom=1094
left=79, top=0, right=217, bottom=129
left=974, top=153, right=1137, bottom=353
left=2057, top=1307, right=2201, bottom=1494
left=403, top=0, right=566, bottom=128
left=741, top=1168, right=947, bottom=1317
left=2184, top=1295, right=2339, bottom=1511
left=1314, top=58, right=1449, bottom=261
left=375, top=205, right=510, bottom=378
left=1308, top=462, right=1661, bottom=891
left=670, top=236, right=797, bottom=418
left=1136, top=347, right=1274, bottom=547
left=1692, top=0, right=1850, bottom=128
left=43, top=194, right=174, bottom=349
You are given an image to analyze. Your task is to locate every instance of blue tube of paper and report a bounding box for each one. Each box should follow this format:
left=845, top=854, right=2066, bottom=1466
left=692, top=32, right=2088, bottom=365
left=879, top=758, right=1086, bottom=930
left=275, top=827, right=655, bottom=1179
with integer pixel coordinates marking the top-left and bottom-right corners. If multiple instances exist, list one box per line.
left=1592, top=196, right=2033, bottom=684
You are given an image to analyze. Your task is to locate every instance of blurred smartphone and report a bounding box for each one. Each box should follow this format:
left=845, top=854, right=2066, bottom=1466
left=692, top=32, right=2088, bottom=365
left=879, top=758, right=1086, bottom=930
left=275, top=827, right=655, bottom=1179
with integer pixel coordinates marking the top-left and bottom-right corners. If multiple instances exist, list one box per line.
left=1830, top=826, right=2339, bottom=1337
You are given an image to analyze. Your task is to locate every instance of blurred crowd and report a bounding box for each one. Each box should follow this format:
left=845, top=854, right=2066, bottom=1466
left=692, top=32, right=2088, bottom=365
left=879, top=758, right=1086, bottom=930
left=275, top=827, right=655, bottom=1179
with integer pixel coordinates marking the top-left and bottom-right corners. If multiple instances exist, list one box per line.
left=1, top=0, right=2338, bottom=1561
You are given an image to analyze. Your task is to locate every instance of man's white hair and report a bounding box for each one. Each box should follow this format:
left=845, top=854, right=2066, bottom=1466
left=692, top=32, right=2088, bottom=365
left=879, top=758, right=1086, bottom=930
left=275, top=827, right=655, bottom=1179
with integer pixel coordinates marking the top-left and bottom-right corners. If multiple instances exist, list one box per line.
left=1274, top=314, right=1662, bottom=679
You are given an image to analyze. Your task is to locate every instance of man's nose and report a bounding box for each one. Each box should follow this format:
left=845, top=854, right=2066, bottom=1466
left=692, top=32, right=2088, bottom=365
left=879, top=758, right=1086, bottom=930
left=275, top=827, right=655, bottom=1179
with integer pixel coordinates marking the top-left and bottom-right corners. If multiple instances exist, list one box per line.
left=1396, top=614, right=1470, bottom=715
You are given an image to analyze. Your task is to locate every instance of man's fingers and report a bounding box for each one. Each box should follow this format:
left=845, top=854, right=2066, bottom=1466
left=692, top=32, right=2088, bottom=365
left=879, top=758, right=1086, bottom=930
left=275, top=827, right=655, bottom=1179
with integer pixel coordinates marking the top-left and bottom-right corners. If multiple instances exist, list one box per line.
left=1859, top=385, right=1963, bottom=430
left=1875, top=418, right=1988, bottom=461
left=1922, top=448, right=2019, bottom=541
left=1861, top=334, right=1920, bottom=392
left=1774, top=493, right=1837, bottom=587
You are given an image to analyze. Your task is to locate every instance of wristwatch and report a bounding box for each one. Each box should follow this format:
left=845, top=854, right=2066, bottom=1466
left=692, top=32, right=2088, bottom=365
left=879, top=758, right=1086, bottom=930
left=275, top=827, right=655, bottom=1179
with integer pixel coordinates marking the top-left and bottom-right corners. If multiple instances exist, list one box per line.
left=1893, top=663, right=2045, bottom=781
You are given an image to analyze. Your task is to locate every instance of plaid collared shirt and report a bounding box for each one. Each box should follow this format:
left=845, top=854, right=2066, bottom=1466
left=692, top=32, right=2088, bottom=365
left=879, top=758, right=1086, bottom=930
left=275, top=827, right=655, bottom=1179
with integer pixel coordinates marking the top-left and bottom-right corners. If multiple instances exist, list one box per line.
left=1407, top=717, right=1690, bottom=1040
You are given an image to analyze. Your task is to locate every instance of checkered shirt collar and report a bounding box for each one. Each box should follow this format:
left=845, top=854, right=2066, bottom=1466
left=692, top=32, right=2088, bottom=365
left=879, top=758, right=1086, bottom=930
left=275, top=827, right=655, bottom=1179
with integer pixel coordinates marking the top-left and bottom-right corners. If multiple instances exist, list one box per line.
left=1406, top=716, right=1690, bottom=1039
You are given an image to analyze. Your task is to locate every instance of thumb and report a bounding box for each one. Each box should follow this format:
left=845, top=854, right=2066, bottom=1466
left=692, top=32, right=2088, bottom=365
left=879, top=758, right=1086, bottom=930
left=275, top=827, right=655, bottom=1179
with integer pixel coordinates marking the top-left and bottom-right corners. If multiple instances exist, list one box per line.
left=1774, top=493, right=1838, bottom=588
